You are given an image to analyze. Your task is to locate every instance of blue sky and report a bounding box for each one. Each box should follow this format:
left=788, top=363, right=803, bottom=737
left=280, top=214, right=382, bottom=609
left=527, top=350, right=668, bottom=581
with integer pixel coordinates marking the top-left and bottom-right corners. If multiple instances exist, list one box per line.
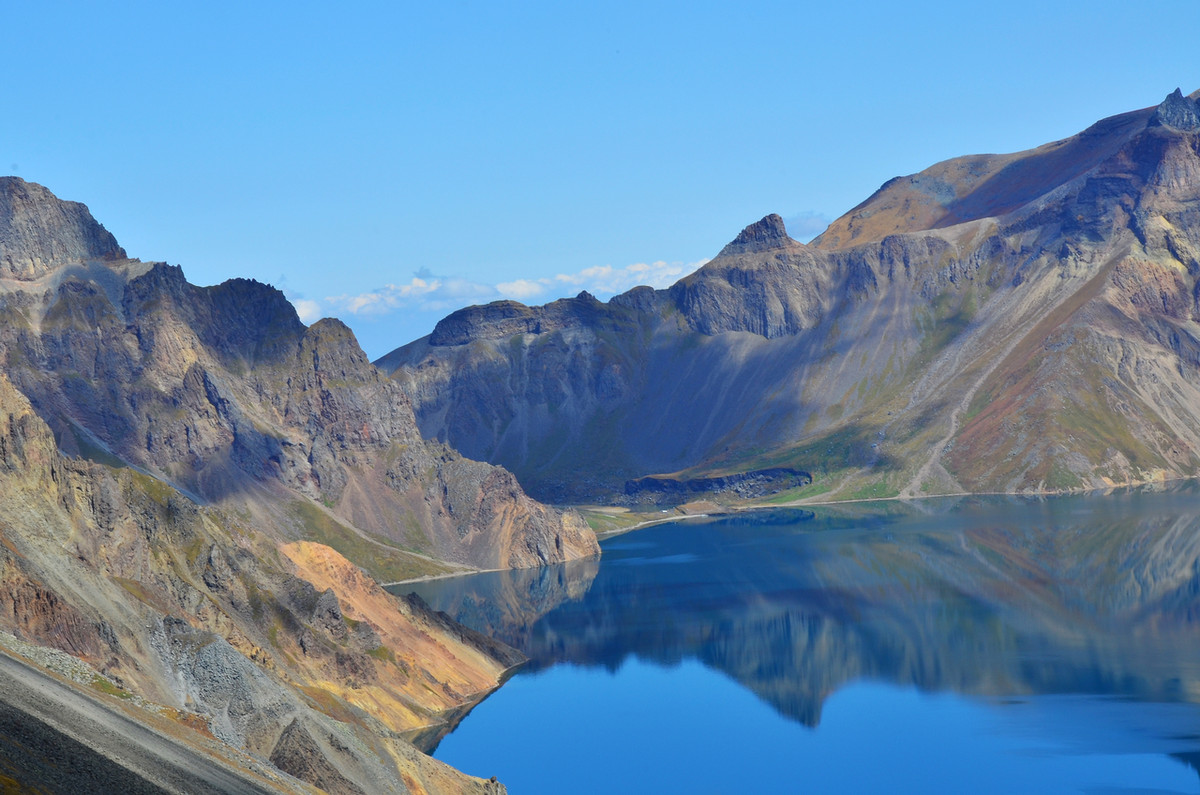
left=8, top=1, right=1198, bottom=357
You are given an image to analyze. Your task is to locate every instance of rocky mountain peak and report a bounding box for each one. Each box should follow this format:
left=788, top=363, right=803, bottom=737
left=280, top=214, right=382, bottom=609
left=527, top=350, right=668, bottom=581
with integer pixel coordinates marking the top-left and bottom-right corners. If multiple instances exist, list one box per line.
left=430, top=300, right=537, bottom=346
left=381, top=89, right=1200, bottom=507
left=425, top=291, right=614, bottom=348
left=718, top=214, right=795, bottom=256
left=1150, top=88, right=1200, bottom=131
left=0, top=177, right=126, bottom=280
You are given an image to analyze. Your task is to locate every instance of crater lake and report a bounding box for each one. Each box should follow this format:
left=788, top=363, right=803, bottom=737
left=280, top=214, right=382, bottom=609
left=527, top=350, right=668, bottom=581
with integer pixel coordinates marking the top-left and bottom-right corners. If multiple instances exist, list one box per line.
left=394, top=487, right=1200, bottom=793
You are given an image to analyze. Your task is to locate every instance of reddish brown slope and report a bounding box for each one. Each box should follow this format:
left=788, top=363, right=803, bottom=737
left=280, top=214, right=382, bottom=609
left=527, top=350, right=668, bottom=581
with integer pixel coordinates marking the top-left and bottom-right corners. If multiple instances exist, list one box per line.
left=813, top=107, right=1154, bottom=250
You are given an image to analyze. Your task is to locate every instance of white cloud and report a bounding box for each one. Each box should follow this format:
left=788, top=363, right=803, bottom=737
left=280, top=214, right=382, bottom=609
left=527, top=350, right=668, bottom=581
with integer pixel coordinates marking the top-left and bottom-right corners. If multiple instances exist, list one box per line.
left=782, top=211, right=833, bottom=242
left=424, top=278, right=498, bottom=310
left=291, top=298, right=322, bottom=324
left=325, top=275, right=495, bottom=316
left=552, top=259, right=708, bottom=294
left=496, top=278, right=549, bottom=301
left=323, top=257, right=709, bottom=319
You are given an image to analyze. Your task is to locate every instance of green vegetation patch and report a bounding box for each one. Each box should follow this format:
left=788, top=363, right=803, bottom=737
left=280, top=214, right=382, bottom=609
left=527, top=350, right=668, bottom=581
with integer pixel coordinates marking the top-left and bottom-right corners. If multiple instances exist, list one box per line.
left=367, top=645, right=395, bottom=663
left=765, top=478, right=836, bottom=504
left=578, top=508, right=647, bottom=535
left=963, top=387, right=992, bottom=424
left=845, top=478, right=900, bottom=501
left=286, top=501, right=454, bottom=583
left=1054, top=380, right=1163, bottom=471
left=129, top=471, right=176, bottom=507
left=910, top=287, right=978, bottom=371
left=767, top=423, right=898, bottom=475
left=112, top=576, right=174, bottom=615
left=183, top=535, right=207, bottom=568
left=1045, top=461, right=1083, bottom=491
left=298, top=684, right=363, bottom=726
left=90, top=674, right=133, bottom=699
left=67, top=424, right=128, bottom=469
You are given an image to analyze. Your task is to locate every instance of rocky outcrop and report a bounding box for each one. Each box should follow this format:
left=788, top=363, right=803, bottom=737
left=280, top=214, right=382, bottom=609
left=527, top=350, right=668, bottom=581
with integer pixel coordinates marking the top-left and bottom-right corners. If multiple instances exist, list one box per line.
left=0, top=181, right=598, bottom=572
left=668, top=226, right=831, bottom=338
left=624, top=468, right=812, bottom=505
left=428, top=291, right=613, bottom=347
left=0, top=177, right=124, bottom=280
left=715, top=213, right=794, bottom=255
left=270, top=718, right=368, bottom=795
left=1150, top=88, right=1200, bottom=131
left=382, top=88, right=1200, bottom=503
left=0, top=366, right=515, bottom=792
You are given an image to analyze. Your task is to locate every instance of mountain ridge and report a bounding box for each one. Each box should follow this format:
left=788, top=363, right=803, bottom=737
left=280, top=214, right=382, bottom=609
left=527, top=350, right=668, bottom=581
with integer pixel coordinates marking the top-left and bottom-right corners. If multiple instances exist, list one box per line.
left=380, top=88, right=1200, bottom=504
left=0, top=176, right=607, bottom=792
left=0, top=177, right=126, bottom=279
left=0, top=189, right=599, bottom=572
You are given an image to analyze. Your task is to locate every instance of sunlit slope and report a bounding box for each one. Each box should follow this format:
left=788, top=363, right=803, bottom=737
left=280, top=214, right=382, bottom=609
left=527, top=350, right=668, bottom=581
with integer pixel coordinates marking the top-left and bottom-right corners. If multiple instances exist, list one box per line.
left=0, top=176, right=597, bottom=572
left=382, top=89, right=1200, bottom=503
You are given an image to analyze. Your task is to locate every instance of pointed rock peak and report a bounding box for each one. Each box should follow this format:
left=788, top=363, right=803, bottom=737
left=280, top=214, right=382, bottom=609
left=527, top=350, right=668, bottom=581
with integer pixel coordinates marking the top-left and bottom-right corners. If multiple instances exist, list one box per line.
left=1150, top=88, right=1200, bottom=131
left=718, top=214, right=796, bottom=256
left=306, top=315, right=361, bottom=343
left=0, top=177, right=126, bottom=280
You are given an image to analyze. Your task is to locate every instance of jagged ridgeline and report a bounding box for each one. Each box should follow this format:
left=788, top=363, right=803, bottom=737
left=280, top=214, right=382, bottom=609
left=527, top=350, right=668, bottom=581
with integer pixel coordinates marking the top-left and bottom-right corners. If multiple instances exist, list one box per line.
left=379, top=89, right=1200, bottom=504
left=0, top=177, right=596, bottom=573
left=0, top=175, right=600, bottom=793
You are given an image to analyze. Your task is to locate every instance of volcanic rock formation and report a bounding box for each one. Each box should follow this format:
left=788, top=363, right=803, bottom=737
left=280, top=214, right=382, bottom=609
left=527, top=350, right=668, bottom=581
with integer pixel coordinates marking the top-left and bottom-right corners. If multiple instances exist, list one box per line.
left=380, top=88, right=1200, bottom=503
left=0, top=176, right=597, bottom=573
left=0, top=176, right=604, bottom=792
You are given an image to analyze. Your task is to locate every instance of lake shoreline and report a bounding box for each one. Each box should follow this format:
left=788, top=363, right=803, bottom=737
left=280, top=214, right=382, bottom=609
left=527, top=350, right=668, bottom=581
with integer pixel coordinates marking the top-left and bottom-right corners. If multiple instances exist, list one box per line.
left=418, top=488, right=1200, bottom=794
left=386, top=477, right=1199, bottom=584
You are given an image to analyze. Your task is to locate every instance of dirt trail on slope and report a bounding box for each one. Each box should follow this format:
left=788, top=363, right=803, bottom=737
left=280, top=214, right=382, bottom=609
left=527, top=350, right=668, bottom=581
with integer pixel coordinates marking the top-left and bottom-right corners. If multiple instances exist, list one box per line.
left=899, top=347, right=1012, bottom=498
left=898, top=247, right=1124, bottom=499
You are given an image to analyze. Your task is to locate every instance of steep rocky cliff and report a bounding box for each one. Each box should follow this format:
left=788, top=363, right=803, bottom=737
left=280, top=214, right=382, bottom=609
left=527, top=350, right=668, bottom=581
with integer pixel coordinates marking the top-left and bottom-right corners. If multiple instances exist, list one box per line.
left=0, top=176, right=597, bottom=573
left=0, top=178, right=125, bottom=279
left=0, top=367, right=511, bottom=793
left=0, top=176, right=604, bottom=792
left=380, top=89, right=1200, bottom=502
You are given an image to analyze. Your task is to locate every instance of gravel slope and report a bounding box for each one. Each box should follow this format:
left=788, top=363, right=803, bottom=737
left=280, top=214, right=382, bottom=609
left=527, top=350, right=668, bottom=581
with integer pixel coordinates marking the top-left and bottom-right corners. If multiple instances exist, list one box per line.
left=0, top=648, right=306, bottom=794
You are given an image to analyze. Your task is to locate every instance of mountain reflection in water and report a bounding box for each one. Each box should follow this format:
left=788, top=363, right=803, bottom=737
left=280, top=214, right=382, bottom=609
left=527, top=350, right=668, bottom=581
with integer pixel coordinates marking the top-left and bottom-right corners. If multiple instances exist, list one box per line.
left=402, top=487, right=1200, bottom=738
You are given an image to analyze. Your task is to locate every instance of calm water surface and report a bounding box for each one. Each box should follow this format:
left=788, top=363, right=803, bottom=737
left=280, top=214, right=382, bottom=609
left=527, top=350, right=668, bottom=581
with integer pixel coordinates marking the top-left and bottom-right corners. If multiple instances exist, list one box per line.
left=397, top=488, right=1200, bottom=793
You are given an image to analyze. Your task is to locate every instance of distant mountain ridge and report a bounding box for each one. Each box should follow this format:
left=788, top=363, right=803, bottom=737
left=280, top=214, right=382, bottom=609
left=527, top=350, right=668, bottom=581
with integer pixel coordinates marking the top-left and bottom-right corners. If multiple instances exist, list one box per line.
left=380, top=88, right=1200, bottom=503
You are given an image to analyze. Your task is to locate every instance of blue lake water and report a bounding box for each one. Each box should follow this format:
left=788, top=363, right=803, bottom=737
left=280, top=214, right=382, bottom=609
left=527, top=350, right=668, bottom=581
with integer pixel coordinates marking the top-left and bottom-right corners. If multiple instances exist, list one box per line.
left=397, top=488, right=1200, bottom=793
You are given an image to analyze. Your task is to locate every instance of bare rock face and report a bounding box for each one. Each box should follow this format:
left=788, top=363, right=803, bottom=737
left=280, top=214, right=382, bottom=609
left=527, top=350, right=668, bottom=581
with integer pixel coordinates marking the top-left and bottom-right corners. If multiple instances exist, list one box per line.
left=716, top=212, right=794, bottom=255
left=0, top=366, right=517, bottom=793
left=668, top=218, right=831, bottom=338
left=381, top=88, right=1200, bottom=502
left=0, top=181, right=597, bottom=572
left=431, top=301, right=542, bottom=346
left=270, top=718, right=368, bottom=795
left=0, top=176, right=585, bottom=790
left=1150, top=88, right=1200, bottom=131
left=0, top=177, right=125, bottom=280
left=429, top=291, right=610, bottom=347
